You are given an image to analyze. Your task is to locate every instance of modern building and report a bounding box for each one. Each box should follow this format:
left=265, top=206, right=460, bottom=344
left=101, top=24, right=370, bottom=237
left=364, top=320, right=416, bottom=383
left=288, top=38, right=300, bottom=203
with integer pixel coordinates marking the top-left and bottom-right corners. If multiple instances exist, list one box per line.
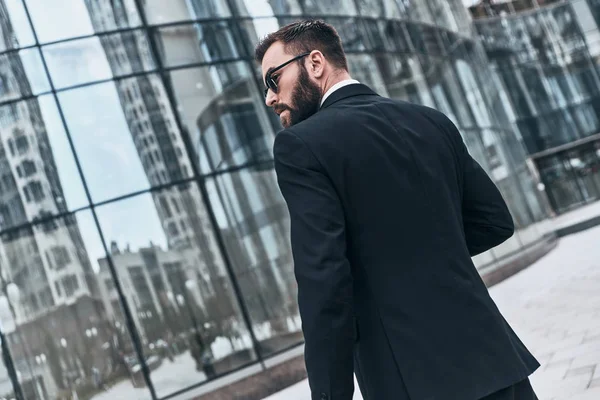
left=468, top=0, right=600, bottom=214
left=0, top=0, right=557, bottom=399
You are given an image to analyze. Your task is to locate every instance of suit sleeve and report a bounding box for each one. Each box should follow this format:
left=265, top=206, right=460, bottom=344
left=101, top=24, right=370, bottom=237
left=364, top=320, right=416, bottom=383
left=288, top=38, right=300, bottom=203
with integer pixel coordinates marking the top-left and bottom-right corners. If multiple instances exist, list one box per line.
left=273, top=130, right=354, bottom=400
left=454, top=124, right=515, bottom=257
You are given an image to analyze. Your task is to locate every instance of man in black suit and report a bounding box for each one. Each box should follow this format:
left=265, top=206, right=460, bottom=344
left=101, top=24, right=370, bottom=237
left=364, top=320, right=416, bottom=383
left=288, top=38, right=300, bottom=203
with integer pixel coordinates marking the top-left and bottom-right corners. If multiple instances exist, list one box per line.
left=255, top=20, right=540, bottom=400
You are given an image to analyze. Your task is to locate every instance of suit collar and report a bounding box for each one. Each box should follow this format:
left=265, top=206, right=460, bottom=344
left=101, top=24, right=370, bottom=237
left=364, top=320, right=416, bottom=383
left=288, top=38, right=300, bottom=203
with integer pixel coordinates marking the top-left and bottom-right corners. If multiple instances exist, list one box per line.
left=319, top=83, right=379, bottom=110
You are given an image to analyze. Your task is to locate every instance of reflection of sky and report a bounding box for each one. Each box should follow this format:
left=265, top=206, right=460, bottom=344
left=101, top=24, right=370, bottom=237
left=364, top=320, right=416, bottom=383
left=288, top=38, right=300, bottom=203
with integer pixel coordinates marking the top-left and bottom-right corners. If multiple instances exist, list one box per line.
left=43, top=38, right=113, bottom=88
left=57, top=82, right=151, bottom=202
left=94, top=194, right=169, bottom=257
left=24, top=0, right=94, bottom=43
left=241, top=0, right=281, bottom=39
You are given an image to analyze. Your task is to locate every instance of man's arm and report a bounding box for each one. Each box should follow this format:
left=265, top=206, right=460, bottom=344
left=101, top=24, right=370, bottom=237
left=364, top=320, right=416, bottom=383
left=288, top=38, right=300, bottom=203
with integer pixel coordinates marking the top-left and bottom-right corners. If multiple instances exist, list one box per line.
left=273, top=130, right=354, bottom=400
left=453, top=124, right=515, bottom=256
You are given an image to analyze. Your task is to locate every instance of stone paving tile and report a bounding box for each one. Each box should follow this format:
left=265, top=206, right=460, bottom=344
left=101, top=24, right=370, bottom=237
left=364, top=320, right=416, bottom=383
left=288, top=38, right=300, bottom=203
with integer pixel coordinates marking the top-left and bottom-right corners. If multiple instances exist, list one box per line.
left=491, top=226, right=600, bottom=400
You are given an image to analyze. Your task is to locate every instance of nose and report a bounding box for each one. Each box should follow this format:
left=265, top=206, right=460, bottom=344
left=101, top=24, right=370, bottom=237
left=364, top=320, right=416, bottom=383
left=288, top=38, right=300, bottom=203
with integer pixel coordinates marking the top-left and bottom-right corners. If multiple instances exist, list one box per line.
left=265, top=89, right=277, bottom=107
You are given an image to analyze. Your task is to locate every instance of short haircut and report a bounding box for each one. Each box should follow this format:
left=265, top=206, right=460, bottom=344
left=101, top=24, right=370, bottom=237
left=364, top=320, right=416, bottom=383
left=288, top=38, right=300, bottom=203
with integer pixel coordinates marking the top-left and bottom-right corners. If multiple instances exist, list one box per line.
left=254, top=19, right=348, bottom=71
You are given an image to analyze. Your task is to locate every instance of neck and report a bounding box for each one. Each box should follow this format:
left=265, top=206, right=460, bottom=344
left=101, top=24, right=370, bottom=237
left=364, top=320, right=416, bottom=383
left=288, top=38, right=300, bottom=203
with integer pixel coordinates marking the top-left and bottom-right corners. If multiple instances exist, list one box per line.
left=321, top=71, right=353, bottom=96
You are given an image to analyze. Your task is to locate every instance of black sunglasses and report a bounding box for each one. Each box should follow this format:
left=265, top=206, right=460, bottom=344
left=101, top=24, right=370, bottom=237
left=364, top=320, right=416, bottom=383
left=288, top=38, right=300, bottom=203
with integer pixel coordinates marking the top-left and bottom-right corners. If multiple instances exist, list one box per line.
left=263, top=52, right=311, bottom=98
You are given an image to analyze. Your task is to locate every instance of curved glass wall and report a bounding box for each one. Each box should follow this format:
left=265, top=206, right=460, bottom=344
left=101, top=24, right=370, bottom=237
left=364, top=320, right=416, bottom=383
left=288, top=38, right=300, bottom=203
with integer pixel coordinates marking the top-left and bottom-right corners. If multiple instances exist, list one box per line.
left=472, top=0, right=600, bottom=213
left=0, top=0, right=551, bottom=399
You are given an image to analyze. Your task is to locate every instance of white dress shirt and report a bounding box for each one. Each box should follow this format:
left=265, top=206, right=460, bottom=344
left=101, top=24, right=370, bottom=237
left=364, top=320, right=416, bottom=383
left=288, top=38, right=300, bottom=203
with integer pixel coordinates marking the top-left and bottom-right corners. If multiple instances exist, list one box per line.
left=320, top=79, right=360, bottom=107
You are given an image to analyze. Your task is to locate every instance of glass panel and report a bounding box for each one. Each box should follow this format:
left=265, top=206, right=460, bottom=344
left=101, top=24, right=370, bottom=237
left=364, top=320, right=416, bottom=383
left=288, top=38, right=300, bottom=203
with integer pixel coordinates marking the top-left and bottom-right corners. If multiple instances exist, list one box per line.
left=538, top=155, right=586, bottom=213
left=303, top=0, right=358, bottom=15
left=42, top=31, right=156, bottom=90
left=155, top=21, right=246, bottom=69
left=26, top=0, right=142, bottom=43
left=169, top=62, right=275, bottom=174
left=0, top=48, right=50, bottom=100
left=233, top=0, right=303, bottom=16
left=237, top=18, right=279, bottom=54
left=375, top=20, right=412, bottom=54
left=142, top=0, right=231, bottom=25
left=0, top=210, right=152, bottom=400
left=346, top=54, right=389, bottom=97
left=1, top=0, right=36, bottom=49
left=356, top=0, right=386, bottom=17
left=323, top=17, right=368, bottom=52
left=94, top=184, right=257, bottom=397
left=25, top=0, right=94, bottom=43
left=376, top=53, right=436, bottom=108
left=0, top=96, right=89, bottom=232
left=59, top=75, right=194, bottom=203
left=206, top=166, right=301, bottom=357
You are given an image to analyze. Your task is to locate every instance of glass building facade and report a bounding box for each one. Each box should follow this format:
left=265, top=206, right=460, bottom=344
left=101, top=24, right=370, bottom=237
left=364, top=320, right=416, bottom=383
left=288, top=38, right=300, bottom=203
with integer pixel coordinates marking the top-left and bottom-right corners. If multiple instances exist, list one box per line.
left=471, top=0, right=600, bottom=214
left=0, top=1, right=552, bottom=399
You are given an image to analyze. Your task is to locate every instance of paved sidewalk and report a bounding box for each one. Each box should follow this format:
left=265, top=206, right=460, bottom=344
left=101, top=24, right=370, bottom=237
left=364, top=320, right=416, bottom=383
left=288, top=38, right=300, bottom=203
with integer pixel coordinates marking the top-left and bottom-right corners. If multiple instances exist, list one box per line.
left=264, top=225, right=600, bottom=400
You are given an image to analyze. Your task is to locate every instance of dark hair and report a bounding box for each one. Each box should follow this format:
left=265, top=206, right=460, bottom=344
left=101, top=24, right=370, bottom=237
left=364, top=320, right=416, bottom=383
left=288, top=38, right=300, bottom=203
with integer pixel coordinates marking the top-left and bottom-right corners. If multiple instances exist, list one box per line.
left=254, top=19, right=348, bottom=71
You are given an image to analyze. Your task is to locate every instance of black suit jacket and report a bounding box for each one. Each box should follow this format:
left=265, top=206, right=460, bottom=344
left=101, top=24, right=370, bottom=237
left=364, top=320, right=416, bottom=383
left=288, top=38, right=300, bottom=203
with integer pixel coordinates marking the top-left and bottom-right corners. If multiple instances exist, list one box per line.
left=273, top=84, right=539, bottom=400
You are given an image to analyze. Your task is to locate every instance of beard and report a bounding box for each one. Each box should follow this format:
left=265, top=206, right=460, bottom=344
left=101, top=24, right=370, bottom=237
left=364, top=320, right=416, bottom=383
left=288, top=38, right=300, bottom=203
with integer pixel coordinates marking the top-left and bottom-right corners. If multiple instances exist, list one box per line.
left=276, top=65, right=322, bottom=128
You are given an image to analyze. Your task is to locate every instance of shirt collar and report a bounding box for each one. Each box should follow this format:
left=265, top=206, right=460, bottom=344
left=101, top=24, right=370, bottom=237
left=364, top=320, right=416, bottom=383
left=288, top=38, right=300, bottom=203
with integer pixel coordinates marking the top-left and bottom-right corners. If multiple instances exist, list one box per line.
left=320, top=79, right=360, bottom=107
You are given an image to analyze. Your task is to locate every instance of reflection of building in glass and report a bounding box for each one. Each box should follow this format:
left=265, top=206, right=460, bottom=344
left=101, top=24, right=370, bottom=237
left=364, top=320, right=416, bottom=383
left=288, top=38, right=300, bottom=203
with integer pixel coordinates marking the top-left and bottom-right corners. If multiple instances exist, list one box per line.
left=0, top=0, right=560, bottom=399
left=83, top=0, right=240, bottom=334
left=0, top=2, right=108, bottom=398
left=97, top=242, right=214, bottom=343
left=469, top=0, right=600, bottom=214
left=85, top=0, right=298, bottom=346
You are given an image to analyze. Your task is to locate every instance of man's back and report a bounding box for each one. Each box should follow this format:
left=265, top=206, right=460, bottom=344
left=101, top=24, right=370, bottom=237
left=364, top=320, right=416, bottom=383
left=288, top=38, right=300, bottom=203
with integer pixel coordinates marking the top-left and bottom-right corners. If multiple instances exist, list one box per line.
left=273, top=84, right=539, bottom=400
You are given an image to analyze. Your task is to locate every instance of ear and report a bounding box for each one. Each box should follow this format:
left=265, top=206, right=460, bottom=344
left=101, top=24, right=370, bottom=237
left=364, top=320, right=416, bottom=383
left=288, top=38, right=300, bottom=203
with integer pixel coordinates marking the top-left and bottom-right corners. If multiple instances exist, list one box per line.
left=306, top=50, right=325, bottom=79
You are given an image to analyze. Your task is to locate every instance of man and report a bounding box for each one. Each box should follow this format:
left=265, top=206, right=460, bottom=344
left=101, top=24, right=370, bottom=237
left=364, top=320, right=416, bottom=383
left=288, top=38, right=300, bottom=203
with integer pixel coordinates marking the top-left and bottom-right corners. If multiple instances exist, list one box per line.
left=255, top=20, right=539, bottom=400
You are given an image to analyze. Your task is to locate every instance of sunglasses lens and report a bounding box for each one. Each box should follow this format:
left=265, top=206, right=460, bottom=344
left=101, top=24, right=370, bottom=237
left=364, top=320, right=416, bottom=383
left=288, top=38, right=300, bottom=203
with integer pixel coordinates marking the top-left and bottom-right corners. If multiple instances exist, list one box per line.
left=264, top=78, right=278, bottom=98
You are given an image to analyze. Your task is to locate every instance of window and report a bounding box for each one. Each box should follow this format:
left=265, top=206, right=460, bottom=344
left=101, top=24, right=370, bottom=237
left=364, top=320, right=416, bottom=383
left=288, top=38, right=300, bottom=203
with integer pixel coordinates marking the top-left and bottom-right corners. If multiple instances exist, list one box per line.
left=16, top=166, right=22, bottom=178
left=55, top=281, right=62, bottom=296
left=171, top=198, right=180, bottom=213
left=62, top=275, right=80, bottom=297
left=26, top=181, right=45, bottom=202
left=167, top=222, right=179, bottom=236
left=159, top=197, right=172, bottom=218
left=15, top=134, right=29, bottom=155
left=7, top=138, right=14, bottom=156
left=0, top=73, right=7, bottom=96
left=39, top=288, right=55, bottom=307
left=23, top=186, right=31, bottom=202
left=52, top=246, right=71, bottom=269
left=46, top=251, right=54, bottom=268
left=21, top=160, right=37, bottom=177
